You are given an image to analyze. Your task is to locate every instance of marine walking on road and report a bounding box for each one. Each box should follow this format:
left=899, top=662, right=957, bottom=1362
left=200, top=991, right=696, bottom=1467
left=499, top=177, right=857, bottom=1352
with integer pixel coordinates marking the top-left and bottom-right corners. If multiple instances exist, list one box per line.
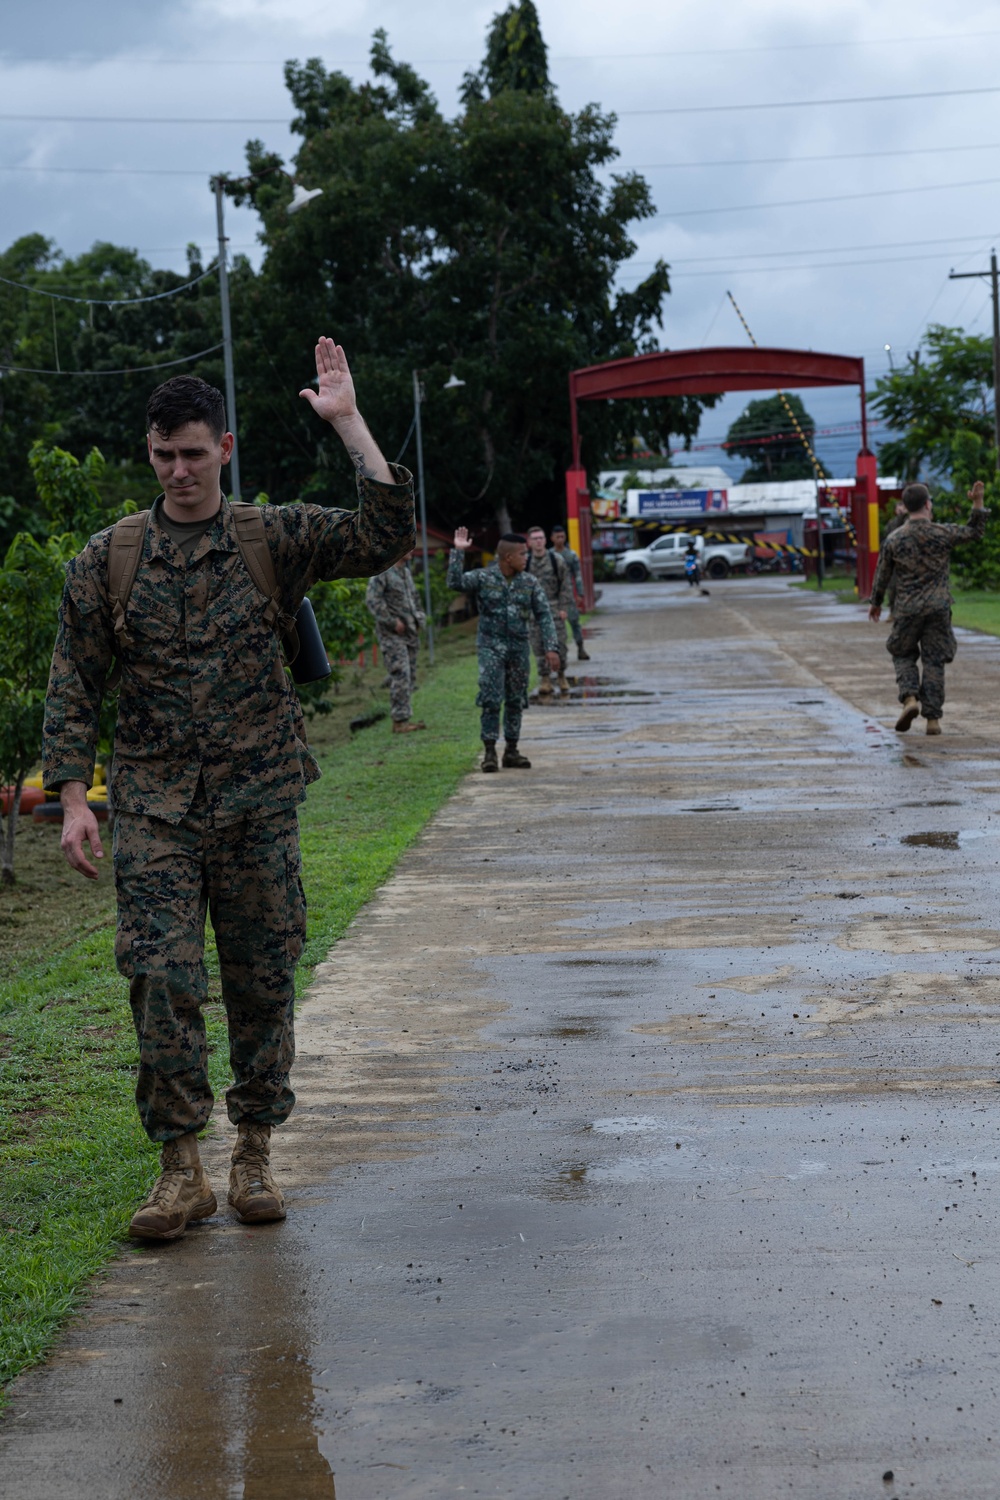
left=447, top=529, right=559, bottom=773
left=525, top=525, right=573, bottom=694
left=366, top=553, right=427, bottom=734
left=868, top=479, right=986, bottom=735
left=43, top=337, right=415, bottom=1242
left=550, top=524, right=591, bottom=663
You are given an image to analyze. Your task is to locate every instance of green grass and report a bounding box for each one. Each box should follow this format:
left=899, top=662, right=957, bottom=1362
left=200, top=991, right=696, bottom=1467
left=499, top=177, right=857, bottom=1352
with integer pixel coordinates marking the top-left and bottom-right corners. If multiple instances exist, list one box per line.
left=793, top=577, right=1000, bottom=636
left=0, top=626, right=480, bottom=1403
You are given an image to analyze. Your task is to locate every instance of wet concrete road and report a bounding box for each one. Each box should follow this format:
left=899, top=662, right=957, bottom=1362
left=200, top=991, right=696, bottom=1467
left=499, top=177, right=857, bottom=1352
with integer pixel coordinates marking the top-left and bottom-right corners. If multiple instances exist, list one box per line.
left=6, top=578, right=1000, bottom=1498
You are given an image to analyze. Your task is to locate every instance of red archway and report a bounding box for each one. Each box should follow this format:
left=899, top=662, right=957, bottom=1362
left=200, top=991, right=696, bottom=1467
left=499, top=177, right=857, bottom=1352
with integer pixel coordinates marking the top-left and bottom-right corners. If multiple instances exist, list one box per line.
left=566, top=346, right=878, bottom=604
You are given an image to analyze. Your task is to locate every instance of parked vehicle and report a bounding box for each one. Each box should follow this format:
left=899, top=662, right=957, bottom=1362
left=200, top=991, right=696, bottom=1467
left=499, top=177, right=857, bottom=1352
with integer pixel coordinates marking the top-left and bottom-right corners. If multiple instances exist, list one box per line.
left=614, top=533, right=752, bottom=582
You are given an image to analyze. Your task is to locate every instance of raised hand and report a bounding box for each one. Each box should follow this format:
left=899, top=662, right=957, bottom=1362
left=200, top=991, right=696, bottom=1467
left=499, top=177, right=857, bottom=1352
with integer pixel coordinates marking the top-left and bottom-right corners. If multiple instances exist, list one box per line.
left=969, top=480, right=986, bottom=506
left=299, top=337, right=358, bottom=427
left=453, top=527, right=473, bottom=551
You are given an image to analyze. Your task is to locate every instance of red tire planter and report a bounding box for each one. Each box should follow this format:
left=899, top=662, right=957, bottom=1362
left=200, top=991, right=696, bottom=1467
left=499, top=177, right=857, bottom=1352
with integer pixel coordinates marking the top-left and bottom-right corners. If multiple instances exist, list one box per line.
left=1, top=786, right=46, bottom=816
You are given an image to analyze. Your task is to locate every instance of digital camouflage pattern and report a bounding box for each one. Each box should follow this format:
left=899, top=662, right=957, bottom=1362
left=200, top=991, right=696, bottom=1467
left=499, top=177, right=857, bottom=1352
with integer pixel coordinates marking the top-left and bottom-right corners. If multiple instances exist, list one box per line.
left=43, top=466, right=415, bottom=822
left=554, top=542, right=585, bottom=645
left=447, top=549, right=556, bottom=741
left=885, top=610, right=956, bottom=719
left=527, top=548, right=572, bottom=674
left=114, top=786, right=304, bottom=1140
left=870, top=508, right=986, bottom=616
left=366, top=561, right=425, bottom=721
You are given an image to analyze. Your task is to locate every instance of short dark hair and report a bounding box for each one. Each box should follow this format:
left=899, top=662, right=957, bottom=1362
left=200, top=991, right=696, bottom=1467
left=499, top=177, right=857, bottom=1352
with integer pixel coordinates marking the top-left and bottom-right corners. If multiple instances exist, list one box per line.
left=147, top=375, right=226, bottom=440
left=902, top=483, right=931, bottom=513
left=499, top=532, right=526, bottom=544
left=551, top=524, right=567, bottom=536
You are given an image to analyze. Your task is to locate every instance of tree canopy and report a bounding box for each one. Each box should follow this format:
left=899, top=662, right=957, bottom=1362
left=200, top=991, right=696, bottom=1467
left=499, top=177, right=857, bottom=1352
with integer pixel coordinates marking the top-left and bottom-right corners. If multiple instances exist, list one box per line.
left=724, top=394, right=827, bottom=483
left=870, top=324, right=995, bottom=483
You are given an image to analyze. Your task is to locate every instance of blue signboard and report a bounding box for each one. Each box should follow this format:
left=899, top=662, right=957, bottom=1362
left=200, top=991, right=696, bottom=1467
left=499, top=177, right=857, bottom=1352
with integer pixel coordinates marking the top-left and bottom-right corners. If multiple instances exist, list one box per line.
left=635, top=489, right=728, bottom=516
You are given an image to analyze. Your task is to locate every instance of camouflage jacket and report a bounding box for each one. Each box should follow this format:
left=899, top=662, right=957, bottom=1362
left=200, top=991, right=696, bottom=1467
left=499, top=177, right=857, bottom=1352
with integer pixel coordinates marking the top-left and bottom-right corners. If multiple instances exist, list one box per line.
left=446, top=552, right=557, bottom=653
left=871, top=507, right=987, bottom=615
left=44, top=468, right=414, bottom=825
left=365, top=560, right=425, bottom=635
left=554, top=543, right=584, bottom=597
left=528, top=547, right=574, bottom=615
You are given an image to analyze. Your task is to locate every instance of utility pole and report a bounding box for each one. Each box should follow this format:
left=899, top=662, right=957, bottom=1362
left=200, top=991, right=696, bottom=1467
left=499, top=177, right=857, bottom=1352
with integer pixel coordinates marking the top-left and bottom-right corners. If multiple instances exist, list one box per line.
left=948, top=249, right=1000, bottom=472
left=412, top=370, right=434, bottom=664
left=213, top=176, right=241, bottom=502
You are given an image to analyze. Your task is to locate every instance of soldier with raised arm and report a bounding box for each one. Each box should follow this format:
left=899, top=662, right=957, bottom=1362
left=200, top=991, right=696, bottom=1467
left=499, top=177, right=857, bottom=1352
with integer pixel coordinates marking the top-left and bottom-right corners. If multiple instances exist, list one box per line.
left=869, top=479, right=986, bottom=735
left=43, top=338, right=414, bottom=1241
left=447, top=528, right=558, bottom=772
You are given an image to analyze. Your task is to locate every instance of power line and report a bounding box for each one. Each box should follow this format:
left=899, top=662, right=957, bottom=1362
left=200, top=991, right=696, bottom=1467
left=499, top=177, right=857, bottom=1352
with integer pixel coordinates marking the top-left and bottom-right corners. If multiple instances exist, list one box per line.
left=0, top=164, right=213, bottom=176
left=0, top=342, right=224, bottom=376
left=643, top=233, right=1000, bottom=266
left=0, top=263, right=217, bottom=305
left=6, top=81, right=1000, bottom=127
left=625, top=142, right=1000, bottom=170
left=4, top=28, right=1000, bottom=65
left=617, top=247, right=997, bottom=279
left=655, top=174, right=1000, bottom=220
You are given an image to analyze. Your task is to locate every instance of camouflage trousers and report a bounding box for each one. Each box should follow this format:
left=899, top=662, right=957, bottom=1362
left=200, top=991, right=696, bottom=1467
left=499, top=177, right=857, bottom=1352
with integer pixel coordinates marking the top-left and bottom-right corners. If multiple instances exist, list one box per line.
left=886, top=607, right=957, bottom=720
left=477, top=639, right=531, bottom=742
left=377, top=625, right=418, bottom=721
left=529, top=612, right=568, bottom=676
left=566, top=600, right=584, bottom=648
left=113, top=784, right=305, bottom=1142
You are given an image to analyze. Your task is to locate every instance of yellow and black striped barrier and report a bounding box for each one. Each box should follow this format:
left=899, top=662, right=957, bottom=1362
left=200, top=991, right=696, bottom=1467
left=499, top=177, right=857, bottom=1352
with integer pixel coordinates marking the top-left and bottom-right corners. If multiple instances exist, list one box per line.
left=633, top=520, right=818, bottom=557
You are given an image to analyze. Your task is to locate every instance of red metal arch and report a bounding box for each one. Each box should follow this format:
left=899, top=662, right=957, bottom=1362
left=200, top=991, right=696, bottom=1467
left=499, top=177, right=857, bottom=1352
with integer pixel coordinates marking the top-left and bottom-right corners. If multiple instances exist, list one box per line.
left=565, top=344, right=877, bottom=603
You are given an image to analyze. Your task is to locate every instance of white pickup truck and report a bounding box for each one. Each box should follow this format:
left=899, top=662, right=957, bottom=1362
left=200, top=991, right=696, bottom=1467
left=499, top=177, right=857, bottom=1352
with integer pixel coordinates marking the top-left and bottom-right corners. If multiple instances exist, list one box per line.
left=613, top=532, right=753, bottom=582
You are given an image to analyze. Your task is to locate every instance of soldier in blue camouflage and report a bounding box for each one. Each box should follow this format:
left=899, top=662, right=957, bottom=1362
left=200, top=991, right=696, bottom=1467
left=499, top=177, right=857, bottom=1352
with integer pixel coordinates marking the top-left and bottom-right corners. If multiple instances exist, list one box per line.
left=447, top=529, right=558, bottom=772
left=365, top=555, right=426, bottom=732
left=43, top=338, right=415, bottom=1241
left=550, top=524, right=591, bottom=661
left=869, top=480, right=986, bottom=734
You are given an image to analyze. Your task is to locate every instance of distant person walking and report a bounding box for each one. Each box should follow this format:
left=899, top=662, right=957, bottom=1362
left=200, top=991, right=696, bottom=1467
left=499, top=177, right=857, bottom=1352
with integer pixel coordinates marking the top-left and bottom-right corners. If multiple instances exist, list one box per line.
left=366, top=555, right=426, bottom=733
left=447, top=529, right=558, bottom=772
left=550, top=524, right=590, bottom=662
left=526, top=525, right=573, bottom=693
left=869, top=480, right=986, bottom=735
left=684, top=541, right=710, bottom=596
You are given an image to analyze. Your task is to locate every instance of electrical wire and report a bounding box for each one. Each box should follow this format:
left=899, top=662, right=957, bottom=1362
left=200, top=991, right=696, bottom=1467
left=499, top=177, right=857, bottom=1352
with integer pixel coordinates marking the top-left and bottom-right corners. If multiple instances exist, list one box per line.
left=624, top=142, right=1000, bottom=170
left=0, top=342, right=224, bottom=376
left=655, top=175, right=1000, bottom=221
left=0, top=263, right=218, bottom=305
left=6, top=81, right=1000, bottom=126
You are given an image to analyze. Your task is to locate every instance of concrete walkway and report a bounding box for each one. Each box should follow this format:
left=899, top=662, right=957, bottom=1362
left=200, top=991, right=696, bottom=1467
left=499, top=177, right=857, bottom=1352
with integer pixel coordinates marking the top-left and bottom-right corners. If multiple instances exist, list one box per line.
left=5, top=578, right=1000, bottom=1499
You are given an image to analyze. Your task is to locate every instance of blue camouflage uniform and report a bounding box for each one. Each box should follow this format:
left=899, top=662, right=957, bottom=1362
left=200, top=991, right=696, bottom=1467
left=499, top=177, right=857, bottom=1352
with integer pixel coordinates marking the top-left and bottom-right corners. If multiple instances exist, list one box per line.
left=447, top=550, right=557, bottom=743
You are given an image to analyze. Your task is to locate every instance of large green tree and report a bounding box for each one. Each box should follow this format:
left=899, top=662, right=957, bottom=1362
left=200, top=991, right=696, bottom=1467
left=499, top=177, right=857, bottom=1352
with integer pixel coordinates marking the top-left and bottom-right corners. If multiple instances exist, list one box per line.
left=725, top=393, right=827, bottom=483
left=870, top=324, right=994, bottom=483
left=224, top=1, right=714, bottom=531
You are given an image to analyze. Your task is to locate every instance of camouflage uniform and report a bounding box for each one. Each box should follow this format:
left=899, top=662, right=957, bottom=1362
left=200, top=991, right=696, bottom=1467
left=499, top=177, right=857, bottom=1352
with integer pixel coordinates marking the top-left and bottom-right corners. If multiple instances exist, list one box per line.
left=554, top=542, right=585, bottom=647
left=446, top=550, right=556, bottom=743
left=365, top=561, right=425, bottom=722
left=881, top=509, right=907, bottom=616
left=44, top=472, right=414, bottom=1141
left=870, top=506, right=986, bottom=721
left=527, top=548, right=573, bottom=678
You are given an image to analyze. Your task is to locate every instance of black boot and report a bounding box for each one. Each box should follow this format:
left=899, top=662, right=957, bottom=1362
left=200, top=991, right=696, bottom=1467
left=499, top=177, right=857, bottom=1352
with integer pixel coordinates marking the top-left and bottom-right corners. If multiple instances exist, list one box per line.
left=502, top=742, right=531, bottom=768
left=577, top=644, right=590, bottom=661
left=481, top=740, right=499, bottom=772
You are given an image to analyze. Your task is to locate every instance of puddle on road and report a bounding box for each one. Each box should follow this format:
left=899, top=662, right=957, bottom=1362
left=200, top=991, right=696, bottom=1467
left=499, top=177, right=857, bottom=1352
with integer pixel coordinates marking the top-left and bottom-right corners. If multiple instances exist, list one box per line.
left=543, top=1015, right=614, bottom=1041
left=682, top=804, right=741, bottom=813
left=556, top=955, right=661, bottom=969
left=900, top=830, right=990, bottom=850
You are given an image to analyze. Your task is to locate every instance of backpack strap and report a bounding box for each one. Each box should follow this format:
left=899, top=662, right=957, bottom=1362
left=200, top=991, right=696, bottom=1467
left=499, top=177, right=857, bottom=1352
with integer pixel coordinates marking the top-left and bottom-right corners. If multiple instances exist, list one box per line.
left=106, top=511, right=151, bottom=689
left=230, top=502, right=300, bottom=664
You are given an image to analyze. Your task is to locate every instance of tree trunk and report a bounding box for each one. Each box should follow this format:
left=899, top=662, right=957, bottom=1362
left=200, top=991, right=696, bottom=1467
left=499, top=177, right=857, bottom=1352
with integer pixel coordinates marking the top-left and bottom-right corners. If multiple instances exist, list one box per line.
left=495, top=500, right=513, bottom=534
left=1, top=772, right=25, bottom=885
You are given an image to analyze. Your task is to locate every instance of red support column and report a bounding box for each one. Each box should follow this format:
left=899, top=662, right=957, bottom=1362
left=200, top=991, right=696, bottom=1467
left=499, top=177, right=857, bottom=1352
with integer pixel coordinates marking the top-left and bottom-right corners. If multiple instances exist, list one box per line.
left=564, top=466, right=593, bottom=609
left=853, top=449, right=879, bottom=600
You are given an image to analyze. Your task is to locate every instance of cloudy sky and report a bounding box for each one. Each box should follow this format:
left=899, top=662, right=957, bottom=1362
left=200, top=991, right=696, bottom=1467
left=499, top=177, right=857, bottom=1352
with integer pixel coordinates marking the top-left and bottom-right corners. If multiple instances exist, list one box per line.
left=4, top=0, right=1000, bottom=477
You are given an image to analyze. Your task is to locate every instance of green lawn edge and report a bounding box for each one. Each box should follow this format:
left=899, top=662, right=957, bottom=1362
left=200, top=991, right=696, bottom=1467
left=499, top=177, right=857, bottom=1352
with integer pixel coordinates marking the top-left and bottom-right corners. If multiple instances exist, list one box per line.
left=792, top=578, right=1000, bottom=636
left=0, top=634, right=480, bottom=1403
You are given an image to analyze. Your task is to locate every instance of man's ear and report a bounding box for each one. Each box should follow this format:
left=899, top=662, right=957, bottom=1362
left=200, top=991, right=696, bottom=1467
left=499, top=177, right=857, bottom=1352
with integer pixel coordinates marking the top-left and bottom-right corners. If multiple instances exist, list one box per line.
left=221, top=432, right=235, bottom=463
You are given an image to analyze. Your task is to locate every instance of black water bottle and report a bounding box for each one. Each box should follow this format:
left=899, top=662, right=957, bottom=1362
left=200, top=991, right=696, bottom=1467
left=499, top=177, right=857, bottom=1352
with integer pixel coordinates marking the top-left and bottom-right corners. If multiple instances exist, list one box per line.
left=291, top=596, right=331, bottom=684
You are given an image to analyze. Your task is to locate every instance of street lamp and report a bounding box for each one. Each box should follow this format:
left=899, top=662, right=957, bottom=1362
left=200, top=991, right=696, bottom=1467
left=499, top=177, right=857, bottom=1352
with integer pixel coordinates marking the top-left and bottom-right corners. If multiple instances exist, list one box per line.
left=412, top=371, right=466, bottom=664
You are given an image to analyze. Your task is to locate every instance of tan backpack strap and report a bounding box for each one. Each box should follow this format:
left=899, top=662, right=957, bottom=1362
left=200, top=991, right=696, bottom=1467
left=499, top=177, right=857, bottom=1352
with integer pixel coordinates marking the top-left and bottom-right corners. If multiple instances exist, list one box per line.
left=230, top=502, right=300, bottom=661
left=105, top=512, right=151, bottom=688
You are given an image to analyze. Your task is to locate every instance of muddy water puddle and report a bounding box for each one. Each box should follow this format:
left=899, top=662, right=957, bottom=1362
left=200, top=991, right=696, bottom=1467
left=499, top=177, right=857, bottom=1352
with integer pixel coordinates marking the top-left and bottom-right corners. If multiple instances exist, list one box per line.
left=900, top=829, right=992, bottom=850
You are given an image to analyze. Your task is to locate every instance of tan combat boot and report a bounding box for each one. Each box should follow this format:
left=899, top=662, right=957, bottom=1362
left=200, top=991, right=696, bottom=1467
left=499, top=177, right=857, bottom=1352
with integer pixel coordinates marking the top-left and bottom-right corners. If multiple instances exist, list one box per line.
left=895, top=696, right=920, bottom=732
left=926, top=718, right=942, bottom=736
left=557, top=673, right=571, bottom=692
left=392, top=719, right=426, bottom=733
left=128, top=1132, right=217, bottom=1241
left=229, top=1122, right=286, bottom=1224
left=537, top=675, right=554, bottom=696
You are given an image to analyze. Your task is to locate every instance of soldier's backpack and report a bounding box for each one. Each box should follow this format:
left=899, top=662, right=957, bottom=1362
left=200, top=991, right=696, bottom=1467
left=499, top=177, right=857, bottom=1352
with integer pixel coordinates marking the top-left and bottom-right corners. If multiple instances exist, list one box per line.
left=105, top=504, right=304, bottom=687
